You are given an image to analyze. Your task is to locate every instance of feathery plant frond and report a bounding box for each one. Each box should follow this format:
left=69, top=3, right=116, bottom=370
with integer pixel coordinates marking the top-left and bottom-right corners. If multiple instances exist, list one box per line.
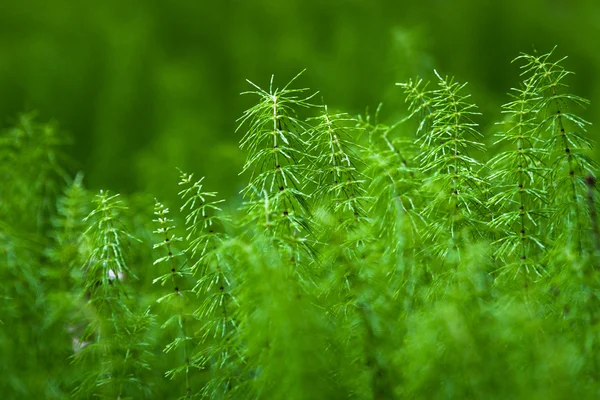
left=81, top=191, right=135, bottom=310
left=178, top=170, right=227, bottom=270
left=399, top=71, right=486, bottom=262
left=309, top=106, right=374, bottom=323
left=153, top=200, right=187, bottom=285
left=359, top=105, right=423, bottom=248
left=516, top=47, right=598, bottom=253
left=487, top=79, right=549, bottom=279
left=75, top=190, right=152, bottom=399
left=237, top=72, right=316, bottom=257
left=238, top=71, right=316, bottom=193
left=152, top=199, right=193, bottom=397
left=397, top=78, right=435, bottom=138
left=424, top=71, right=486, bottom=200
left=357, top=105, right=427, bottom=319
left=240, top=186, right=315, bottom=264
left=515, top=48, right=600, bottom=380
left=505, top=47, right=600, bottom=380
left=178, top=169, right=242, bottom=397
left=309, top=106, right=370, bottom=232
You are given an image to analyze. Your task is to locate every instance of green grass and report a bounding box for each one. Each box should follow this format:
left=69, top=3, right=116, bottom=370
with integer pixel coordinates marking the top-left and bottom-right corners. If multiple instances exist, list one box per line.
left=1, top=47, right=600, bottom=399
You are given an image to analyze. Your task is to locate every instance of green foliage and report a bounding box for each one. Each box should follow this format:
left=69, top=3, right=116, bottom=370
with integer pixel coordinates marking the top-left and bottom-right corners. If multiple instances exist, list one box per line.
left=3, top=48, right=600, bottom=400
left=309, top=107, right=369, bottom=228
left=487, top=72, right=547, bottom=278
left=152, top=199, right=193, bottom=396
left=74, top=191, right=153, bottom=399
left=400, top=72, right=487, bottom=263
left=237, top=73, right=316, bottom=255
left=517, top=48, right=597, bottom=252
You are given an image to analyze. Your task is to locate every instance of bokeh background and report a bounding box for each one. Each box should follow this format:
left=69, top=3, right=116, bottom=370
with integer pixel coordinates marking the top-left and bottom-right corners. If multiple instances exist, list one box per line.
left=1, top=0, right=599, bottom=202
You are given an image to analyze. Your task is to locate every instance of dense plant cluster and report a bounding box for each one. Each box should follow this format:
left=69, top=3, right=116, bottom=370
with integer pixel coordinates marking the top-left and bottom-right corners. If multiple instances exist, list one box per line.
left=2, top=48, right=600, bottom=399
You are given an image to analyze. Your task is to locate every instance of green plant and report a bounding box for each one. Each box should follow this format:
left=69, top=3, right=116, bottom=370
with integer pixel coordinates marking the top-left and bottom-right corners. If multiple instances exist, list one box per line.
left=152, top=199, right=193, bottom=396
left=2, top=48, right=600, bottom=400
left=73, top=191, right=153, bottom=399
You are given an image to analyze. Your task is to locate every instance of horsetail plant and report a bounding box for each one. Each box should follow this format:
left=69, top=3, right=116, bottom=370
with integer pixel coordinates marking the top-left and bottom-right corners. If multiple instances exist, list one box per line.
left=46, top=173, right=89, bottom=289
left=5, top=48, right=600, bottom=400
left=80, top=191, right=133, bottom=315
left=358, top=106, right=426, bottom=318
left=309, top=107, right=369, bottom=233
left=514, top=47, right=600, bottom=381
left=237, top=72, right=316, bottom=261
left=178, top=171, right=227, bottom=268
left=517, top=47, right=597, bottom=255
left=152, top=200, right=193, bottom=397
left=399, top=72, right=486, bottom=265
left=307, top=106, right=401, bottom=397
left=359, top=104, right=423, bottom=251
left=487, top=78, right=548, bottom=280
left=74, top=191, right=153, bottom=399
left=178, top=170, right=242, bottom=397
left=308, top=106, right=372, bottom=298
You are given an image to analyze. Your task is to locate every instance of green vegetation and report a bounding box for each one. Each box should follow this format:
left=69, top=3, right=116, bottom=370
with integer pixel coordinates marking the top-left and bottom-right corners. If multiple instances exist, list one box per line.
left=2, top=48, right=600, bottom=399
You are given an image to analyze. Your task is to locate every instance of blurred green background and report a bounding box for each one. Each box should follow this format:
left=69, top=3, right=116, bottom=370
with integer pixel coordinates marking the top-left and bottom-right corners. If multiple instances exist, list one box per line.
left=1, top=0, right=599, bottom=202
